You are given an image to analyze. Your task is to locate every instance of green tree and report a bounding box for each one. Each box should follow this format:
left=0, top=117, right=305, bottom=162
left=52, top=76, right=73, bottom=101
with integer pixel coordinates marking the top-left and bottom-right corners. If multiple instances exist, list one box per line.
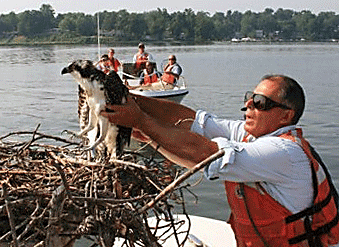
left=99, top=11, right=118, bottom=31
left=240, top=11, right=258, bottom=37
left=181, top=8, right=196, bottom=41
left=17, top=10, right=44, bottom=35
left=129, top=13, right=147, bottom=40
left=226, top=10, right=243, bottom=38
left=167, top=9, right=196, bottom=41
left=16, top=5, right=55, bottom=36
left=315, top=12, right=339, bottom=40
left=293, top=10, right=317, bottom=40
left=195, top=11, right=215, bottom=41
left=212, top=12, right=228, bottom=40
left=40, top=4, right=55, bottom=30
left=76, top=14, right=96, bottom=36
left=257, top=8, right=278, bottom=37
left=168, top=11, right=185, bottom=40
left=58, top=13, right=95, bottom=36
left=145, top=8, right=169, bottom=40
left=0, top=12, right=18, bottom=32
left=275, top=8, right=294, bottom=21
left=114, top=9, right=130, bottom=39
left=0, top=18, right=7, bottom=33
left=58, top=13, right=78, bottom=32
left=112, top=10, right=146, bottom=40
left=274, top=9, right=296, bottom=40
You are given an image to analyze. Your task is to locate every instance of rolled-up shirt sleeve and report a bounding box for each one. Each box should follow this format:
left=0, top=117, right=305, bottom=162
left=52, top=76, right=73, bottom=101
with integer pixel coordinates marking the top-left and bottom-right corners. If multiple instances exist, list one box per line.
left=191, top=110, right=247, bottom=180
left=191, top=110, right=246, bottom=140
left=205, top=136, right=289, bottom=180
left=203, top=137, right=238, bottom=180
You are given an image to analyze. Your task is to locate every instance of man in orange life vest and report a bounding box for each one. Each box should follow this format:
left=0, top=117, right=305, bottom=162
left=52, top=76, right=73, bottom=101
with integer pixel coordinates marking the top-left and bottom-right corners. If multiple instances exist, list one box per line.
left=133, top=42, right=154, bottom=70
left=101, top=75, right=339, bottom=246
left=107, top=48, right=121, bottom=72
left=161, top=55, right=182, bottom=85
left=139, top=61, right=161, bottom=86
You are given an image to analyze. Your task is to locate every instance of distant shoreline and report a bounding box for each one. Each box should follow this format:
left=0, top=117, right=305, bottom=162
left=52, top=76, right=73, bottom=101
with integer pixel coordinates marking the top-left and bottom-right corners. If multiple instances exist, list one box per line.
left=0, top=39, right=338, bottom=47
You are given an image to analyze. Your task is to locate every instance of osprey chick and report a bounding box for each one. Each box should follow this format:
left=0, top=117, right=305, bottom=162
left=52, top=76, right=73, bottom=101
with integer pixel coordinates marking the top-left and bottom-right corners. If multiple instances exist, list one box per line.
left=61, top=60, right=131, bottom=161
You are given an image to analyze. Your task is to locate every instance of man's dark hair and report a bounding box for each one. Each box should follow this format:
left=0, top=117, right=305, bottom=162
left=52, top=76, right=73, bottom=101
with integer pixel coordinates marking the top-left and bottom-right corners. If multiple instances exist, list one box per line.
left=100, top=54, right=109, bottom=61
left=261, top=74, right=305, bottom=124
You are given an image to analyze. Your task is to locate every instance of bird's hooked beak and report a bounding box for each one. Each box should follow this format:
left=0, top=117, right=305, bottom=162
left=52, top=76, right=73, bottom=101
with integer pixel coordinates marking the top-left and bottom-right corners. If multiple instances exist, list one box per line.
left=61, top=67, right=70, bottom=75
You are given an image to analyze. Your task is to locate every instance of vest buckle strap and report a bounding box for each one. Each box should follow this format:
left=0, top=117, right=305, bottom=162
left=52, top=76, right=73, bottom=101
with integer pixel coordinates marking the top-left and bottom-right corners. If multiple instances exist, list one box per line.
left=285, top=190, right=333, bottom=223
left=288, top=212, right=339, bottom=245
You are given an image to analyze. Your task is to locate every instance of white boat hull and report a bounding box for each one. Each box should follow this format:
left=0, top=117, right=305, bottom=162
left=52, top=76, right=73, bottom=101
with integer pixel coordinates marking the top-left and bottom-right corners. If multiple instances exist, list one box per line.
left=130, top=87, right=189, bottom=103
left=119, top=69, right=189, bottom=103
left=113, top=214, right=236, bottom=247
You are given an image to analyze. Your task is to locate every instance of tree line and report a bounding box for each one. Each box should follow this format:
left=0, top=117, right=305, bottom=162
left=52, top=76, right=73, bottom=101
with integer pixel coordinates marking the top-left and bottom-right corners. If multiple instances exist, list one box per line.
left=1, top=4, right=339, bottom=43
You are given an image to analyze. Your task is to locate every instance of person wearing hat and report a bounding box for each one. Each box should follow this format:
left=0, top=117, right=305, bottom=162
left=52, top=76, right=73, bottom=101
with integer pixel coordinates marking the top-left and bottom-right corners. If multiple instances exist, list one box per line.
left=133, top=43, right=154, bottom=69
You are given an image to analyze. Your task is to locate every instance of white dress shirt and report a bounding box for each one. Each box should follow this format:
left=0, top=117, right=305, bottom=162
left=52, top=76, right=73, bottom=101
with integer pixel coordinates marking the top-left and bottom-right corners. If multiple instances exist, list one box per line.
left=191, top=110, right=313, bottom=214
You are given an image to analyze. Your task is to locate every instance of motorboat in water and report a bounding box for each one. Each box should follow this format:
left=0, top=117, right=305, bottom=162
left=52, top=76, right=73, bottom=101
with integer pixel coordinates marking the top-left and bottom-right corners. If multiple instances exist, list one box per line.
left=118, top=62, right=189, bottom=103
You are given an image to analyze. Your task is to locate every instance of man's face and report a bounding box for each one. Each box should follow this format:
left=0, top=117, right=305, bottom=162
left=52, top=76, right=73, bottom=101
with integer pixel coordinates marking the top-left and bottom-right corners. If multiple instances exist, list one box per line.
left=168, top=56, right=175, bottom=65
left=146, top=63, right=153, bottom=72
left=244, top=79, right=292, bottom=137
left=103, top=59, right=109, bottom=65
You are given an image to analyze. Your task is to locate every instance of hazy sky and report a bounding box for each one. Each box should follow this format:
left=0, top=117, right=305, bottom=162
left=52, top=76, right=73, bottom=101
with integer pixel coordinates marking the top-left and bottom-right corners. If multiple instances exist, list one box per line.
left=1, top=0, right=339, bottom=15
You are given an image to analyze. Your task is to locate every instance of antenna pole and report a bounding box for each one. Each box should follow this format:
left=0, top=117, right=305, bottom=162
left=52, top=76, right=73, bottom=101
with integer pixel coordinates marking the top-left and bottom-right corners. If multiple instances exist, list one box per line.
left=97, top=12, right=101, bottom=60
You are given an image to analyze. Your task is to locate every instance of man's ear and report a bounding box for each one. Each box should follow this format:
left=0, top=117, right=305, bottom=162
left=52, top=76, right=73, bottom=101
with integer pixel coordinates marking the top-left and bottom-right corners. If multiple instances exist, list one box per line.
left=280, top=109, right=295, bottom=125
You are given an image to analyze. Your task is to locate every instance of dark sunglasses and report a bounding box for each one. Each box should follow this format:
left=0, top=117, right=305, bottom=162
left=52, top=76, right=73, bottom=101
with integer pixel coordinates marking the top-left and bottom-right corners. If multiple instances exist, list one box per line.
left=242, top=91, right=291, bottom=111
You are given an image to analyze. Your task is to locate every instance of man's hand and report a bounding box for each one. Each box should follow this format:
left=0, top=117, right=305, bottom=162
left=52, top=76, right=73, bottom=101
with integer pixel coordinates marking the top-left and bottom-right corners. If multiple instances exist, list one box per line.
left=100, top=96, right=142, bottom=129
left=131, top=129, right=151, bottom=143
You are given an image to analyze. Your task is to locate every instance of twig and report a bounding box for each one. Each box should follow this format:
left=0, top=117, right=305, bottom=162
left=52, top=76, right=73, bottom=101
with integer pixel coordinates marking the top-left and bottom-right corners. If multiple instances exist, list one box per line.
left=0, top=130, right=80, bottom=146
left=71, top=194, right=156, bottom=205
left=48, top=152, right=72, bottom=198
left=138, top=149, right=225, bottom=214
left=16, top=124, right=41, bottom=156
left=3, top=183, right=19, bottom=247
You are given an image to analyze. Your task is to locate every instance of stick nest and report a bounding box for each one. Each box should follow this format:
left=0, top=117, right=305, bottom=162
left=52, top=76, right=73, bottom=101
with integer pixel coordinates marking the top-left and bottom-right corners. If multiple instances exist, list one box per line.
left=0, top=128, right=196, bottom=247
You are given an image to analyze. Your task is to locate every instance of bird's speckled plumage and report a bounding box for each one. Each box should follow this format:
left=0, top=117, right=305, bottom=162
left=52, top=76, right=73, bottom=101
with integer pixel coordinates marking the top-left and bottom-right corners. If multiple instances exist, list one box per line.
left=61, top=60, right=131, bottom=161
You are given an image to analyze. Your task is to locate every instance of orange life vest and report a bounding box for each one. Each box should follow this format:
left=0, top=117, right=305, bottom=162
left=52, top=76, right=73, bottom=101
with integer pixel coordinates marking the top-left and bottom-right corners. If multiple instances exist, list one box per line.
left=135, top=52, right=149, bottom=69
left=161, top=72, right=175, bottom=84
left=143, top=70, right=159, bottom=85
left=161, top=64, right=176, bottom=84
left=108, top=58, right=120, bottom=72
left=225, top=128, right=339, bottom=247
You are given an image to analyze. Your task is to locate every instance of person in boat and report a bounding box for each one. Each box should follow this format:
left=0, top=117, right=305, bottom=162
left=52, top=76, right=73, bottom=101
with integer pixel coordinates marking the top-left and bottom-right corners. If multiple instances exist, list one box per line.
left=161, top=55, right=182, bottom=86
left=101, top=74, right=339, bottom=247
left=96, top=54, right=111, bottom=74
left=139, top=61, right=161, bottom=86
left=107, top=48, right=121, bottom=72
left=133, top=42, right=154, bottom=70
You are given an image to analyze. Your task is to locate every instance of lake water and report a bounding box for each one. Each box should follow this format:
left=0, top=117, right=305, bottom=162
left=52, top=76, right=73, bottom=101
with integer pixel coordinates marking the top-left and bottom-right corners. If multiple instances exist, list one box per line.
left=1, top=43, right=339, bottom=244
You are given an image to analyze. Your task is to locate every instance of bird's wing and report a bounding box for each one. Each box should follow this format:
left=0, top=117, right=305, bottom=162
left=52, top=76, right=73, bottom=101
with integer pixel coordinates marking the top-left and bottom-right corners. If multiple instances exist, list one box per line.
left=78, top=85, right=90, bottom=131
